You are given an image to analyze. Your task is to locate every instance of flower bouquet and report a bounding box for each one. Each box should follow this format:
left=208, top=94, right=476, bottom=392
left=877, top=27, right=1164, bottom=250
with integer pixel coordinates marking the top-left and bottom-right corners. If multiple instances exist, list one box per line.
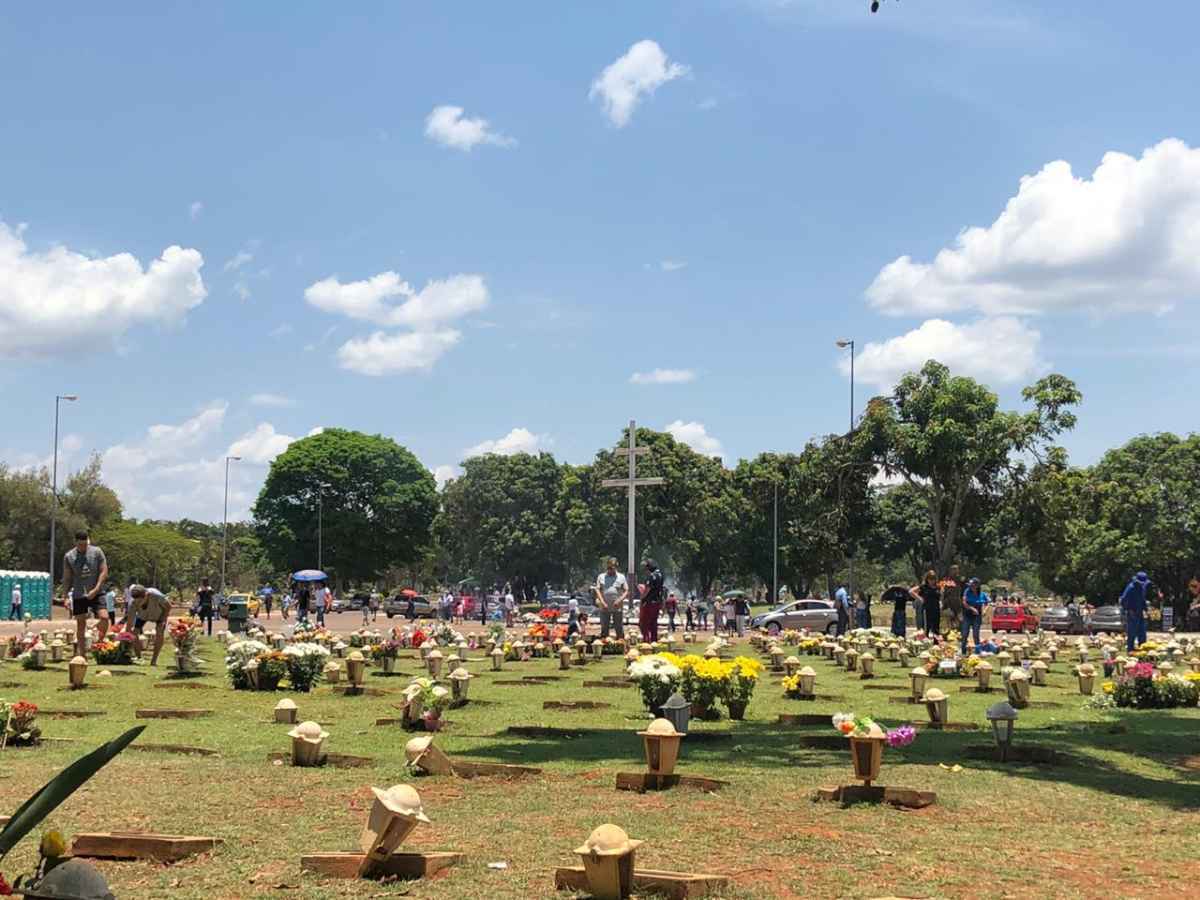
left=371, top=639, right=401, bottom=673
left=225, top=639, right=270, bottom=689
left=628, top=654, right=682, bottom=712
left=1, top=699, right=41, bottom=746
left=169, top=618, right=203, bottom=672
left=677, top=654, right=729, bottom=719
left=724, top=656, right=763, bottom=719
left=832, top=712, right=917, bottom=785
left=93, top=636, right=133, bottom=666
left=282, top=642, right=330, bottom=692
left=255, top=651, right=289, bottom=690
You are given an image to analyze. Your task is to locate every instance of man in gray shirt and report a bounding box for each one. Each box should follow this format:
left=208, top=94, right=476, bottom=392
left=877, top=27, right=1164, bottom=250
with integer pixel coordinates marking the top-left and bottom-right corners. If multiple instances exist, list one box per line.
left=594, top=557, right=628, bottom=640
left=61, top=529, right=109, bottom=656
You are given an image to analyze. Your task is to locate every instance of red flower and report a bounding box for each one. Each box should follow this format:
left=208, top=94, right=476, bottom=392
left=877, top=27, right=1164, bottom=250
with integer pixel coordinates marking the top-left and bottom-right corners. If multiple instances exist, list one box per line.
left=0, top=872, right=13, bottom=895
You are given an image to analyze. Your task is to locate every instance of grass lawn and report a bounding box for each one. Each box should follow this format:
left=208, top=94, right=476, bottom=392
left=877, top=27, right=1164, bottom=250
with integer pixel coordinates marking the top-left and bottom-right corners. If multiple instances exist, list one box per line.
left=0, top=633, right=1198, bottom=899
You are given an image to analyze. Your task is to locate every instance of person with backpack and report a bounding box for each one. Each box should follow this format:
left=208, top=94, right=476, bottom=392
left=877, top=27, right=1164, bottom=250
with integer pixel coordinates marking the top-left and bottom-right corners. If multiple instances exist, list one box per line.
left=1120, top=571, right=1155, bottom=652
left=639, top=560, right=665, bottom=643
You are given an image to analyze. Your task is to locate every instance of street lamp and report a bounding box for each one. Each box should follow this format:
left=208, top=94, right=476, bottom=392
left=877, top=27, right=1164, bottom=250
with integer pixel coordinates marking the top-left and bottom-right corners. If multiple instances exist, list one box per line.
left=836, top=338, right=855, bottom=607
left=49, top=394, right=78, bottom=586
left=986, top=701, right=1018, bottom=762
left=221, top=456, right=241, bottom=594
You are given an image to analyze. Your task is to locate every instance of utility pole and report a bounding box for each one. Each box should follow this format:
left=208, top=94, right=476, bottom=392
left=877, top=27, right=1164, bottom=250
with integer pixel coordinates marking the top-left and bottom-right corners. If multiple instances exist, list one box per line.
left=836, top=339, right=856, bottom=605
left=772, top=480, right=779, bottom=605
left=221, top=456, right=241, bottom=594
left=601, top=420, right=665, bottom=605
left=49, top=393, right=78, bottom=585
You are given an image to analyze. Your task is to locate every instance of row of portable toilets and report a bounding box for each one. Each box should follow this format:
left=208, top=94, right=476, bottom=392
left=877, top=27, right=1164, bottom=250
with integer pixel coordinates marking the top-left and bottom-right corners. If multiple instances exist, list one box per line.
left=0, top=571, right=52, bottom=619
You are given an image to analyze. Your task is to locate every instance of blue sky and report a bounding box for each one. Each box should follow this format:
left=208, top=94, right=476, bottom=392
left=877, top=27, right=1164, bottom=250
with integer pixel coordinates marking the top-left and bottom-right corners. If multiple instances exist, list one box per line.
left=3, top=1, right=1198, bottom=521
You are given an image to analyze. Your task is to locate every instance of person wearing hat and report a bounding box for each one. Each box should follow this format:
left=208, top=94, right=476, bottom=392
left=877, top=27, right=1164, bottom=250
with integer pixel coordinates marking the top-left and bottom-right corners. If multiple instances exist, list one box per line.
left=126, top=585, right=171, bottom=666
left=960, top=578, right=989, bottom=654
left=1119, top=571, right=1155, bottom=652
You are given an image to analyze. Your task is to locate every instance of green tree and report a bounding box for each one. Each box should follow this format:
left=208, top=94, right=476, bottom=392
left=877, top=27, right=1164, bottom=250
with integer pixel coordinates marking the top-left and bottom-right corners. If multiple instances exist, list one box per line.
left=92, top=519, right=201, bottom=591
left=435, top=452, right=566, bottom=587
left=859, top=361, right=1081, bottom=575
left=63, top=454, right=122, bottom=526
left=252, top=429, right=437, bottom=586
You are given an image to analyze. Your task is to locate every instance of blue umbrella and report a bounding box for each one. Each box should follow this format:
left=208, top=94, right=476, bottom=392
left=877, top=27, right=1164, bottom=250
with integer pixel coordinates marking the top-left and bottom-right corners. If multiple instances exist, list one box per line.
left=292, top=569, right=328, bottom=582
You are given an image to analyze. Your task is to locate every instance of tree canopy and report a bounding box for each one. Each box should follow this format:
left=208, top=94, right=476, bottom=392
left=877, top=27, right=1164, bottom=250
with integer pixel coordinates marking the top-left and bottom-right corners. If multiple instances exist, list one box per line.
left=252, top=429, right=437, bottom=586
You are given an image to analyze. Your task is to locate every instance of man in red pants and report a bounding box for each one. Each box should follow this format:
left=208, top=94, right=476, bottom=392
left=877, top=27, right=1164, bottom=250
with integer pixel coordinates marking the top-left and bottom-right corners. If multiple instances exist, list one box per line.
left=639, top=560, right=665, bottom=643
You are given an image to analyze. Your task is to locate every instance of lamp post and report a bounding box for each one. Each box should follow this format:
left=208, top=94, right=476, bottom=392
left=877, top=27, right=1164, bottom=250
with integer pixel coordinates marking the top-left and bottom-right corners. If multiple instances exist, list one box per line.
left=49, top=394, right=78, bottom=586
left=317, top=486, right=324, bottom=572
left=772, top=480, right=779, bottom=605
left=220, top=456, right=241, bottom=594
left=836, top=338, right=855, bottom=606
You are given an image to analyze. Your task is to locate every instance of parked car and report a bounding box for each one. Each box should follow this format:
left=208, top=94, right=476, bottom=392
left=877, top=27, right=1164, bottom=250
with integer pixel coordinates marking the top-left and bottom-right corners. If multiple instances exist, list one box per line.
left=216, top=591, right=256, bottom=618
left=990, top=604, right=1040, bottom=633
left=1088, top=604, right=1125, bottom=635
left=383, top=594, right=434, bottom=618
left=750, top=599, right=838, bottom=635
left=1038, top=604, right=1087, bottom=634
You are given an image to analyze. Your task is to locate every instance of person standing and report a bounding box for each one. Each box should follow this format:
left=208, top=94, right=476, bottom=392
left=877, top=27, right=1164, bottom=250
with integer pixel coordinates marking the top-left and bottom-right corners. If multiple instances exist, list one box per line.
left=504, top=588, right=515, bottom=627
left=478, top=590, right=488, bottom=626
left=8, top=582, right=21, bottom=620
left=593, top=558, right=627, bottom=640
left=884, top=585, right=909, bottom=637
left=406, top=592, right=417, bottom=622
left=735, top=593, right=751, bottom=637
left=960, top=577, right=989, bottom=653
left=263, top=590, right=273, bottom=619
left=61, top=530, right=109, bottom=657
left=640, top=560, right=665, bottom=643
left=665, top=591, right=679, bottom=633
left=295, top=582, right=311, bottom=623
left=281, top=592, right=292, bottom=621
left=697, top=594, right=709, bottom=631
left=712, top=595, right=724, bottom=633
left=1120, top=571, right=1153, bottom=652
left=196, top=578, right=215, bottom=636
left=314, top=582, right=328, bottom=627
left=854, top=590, right=870, bottom=630
left=566, top=597, right=581, bottom=642
left=910, top=570, right=941, bottom=637
left=685, top=595, right=695, bottom=631
left=834, top=584, right=850, bottom=636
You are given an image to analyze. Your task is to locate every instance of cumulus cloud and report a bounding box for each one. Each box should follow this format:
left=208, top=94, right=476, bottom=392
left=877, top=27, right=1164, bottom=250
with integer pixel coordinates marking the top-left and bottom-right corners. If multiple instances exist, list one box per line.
left=433, top=464, right=459, bottom=489
left=867, top=138, right=1200, bottom=318
left=590, top=39, right=688, bottom=127
left=336, top=329, right=461, bottom=376
left=464, top=427, right=545, bottom=458
left=840, top=317, right=1045, bottom=390
left=424, top=105, right=515, bottom=150
left=223, top=249, right=254, bottom=273
left=227, top=422, right=297, bottom=464
left=665, top=420, right=723, bottom=457
left=306, top=271, right=489, bottom=376
left=0, top=221, right=206, bottom=359
left=249, top=392, right=293, bottom=408
left=630, top=368, right=696, bottom=385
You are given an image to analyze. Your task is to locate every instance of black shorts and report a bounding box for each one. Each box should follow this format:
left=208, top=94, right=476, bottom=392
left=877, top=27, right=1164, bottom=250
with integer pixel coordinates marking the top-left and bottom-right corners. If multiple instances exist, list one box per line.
left=134, top=615, right=167, bottom=631
left=71, top=595, right=102, bottom=617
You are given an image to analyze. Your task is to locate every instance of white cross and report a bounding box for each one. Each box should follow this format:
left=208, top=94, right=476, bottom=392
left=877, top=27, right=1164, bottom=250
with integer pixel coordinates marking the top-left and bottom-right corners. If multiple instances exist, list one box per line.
left=601, top=420, right=665, bottom=584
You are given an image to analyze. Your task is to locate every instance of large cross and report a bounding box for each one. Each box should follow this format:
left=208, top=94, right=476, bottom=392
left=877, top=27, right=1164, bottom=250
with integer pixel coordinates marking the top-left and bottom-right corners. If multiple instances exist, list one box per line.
left=601, top=420, right=665, bottom=588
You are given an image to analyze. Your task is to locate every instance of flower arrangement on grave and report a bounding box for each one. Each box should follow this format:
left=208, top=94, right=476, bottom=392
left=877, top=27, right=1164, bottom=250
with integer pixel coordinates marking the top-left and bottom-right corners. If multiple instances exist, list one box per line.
left=1111, top=663, right=1200, bottom=709
left=674, top=654, right=728, bottom=719
left=527, top=622, right=549, bottom=640
left=225, top=639, right=270, bottom=689
left=371, top=639, right=401, bottom=661
left=348, top=631, right=367, bottom=648
left=799, top=637, right=822, bottom=655
left=487, top=624, right=507, bottom=645
left=538, top=607, right=560, bottom=622
left=781, top=629, right=802, bottom=645
left=169, top=617, right=203, bottom=671
left=410, top=677, right=451, bottom=731
left=831, top=713, right=917, bottom=746
left=0, top=699, right=42, bottom=746
left=430, top=623, right=464, bottom=647
left=254, top=651, right=289, bottom=690
left=960, top=655, right=983, bottom=678
left=92, top=633, right=134, bottom=666
left=19, top=646, right=46, bottom=671
left=292, top=620, right=318, bottom=641
left=503, top=641, right=527, bottom=662
left=283, top=642, right=331, bottom=692
left=628, top=654, right=682, bottom=712
left=724, top=657, right=763, bottom=719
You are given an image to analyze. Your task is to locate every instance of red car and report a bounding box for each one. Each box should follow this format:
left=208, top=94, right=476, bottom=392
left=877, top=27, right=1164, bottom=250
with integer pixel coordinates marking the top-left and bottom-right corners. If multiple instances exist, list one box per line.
left=990, top=604, right=1039, bottom=633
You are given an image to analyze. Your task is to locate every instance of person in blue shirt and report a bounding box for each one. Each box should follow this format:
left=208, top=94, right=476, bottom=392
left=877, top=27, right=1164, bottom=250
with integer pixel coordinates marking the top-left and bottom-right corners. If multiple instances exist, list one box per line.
left=834, top=585, right=850, bottom=636
left=960, top=578, right=989, bottom=653
left=1119, top=571, right=1153, bottom=652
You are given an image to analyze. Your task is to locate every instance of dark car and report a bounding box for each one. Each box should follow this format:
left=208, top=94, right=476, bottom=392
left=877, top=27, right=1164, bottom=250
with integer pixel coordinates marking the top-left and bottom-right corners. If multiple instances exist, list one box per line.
left=1088, top=604, right=1124, bottom=635
left=1039, top=605, right=1087, bottom=634
left=384, top=594, right=434, bottom=618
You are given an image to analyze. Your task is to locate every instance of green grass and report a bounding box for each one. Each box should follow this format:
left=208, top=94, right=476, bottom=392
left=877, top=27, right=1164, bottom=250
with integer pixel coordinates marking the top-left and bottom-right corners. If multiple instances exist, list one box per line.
left=0, top=635, right=1198, bottom=899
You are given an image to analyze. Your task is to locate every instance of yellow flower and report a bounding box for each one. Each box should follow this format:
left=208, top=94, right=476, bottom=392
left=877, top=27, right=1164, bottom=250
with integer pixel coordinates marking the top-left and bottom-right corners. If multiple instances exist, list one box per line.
left=1102, top=681, right=1114, bottom=694
left=40, top=830, right=66, bottom=859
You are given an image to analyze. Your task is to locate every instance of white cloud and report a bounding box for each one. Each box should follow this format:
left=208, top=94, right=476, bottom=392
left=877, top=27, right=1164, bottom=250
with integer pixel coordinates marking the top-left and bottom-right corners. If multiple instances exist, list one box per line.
left=189, top=201, right=204, bottom=221
left=306, top=426, right=325, bottom=437
left=424, top=105, right=515, bottom=151
left=249, top=392, right=293, bottom=408
left=433, top=464, right=459, bottom=489
left=665, top=420, right=723, bottom=457
left=227, top=422, right=297, bottom=464
left=464, top=427, right=544, bottom=459
left=269, top=323, right=293, bottom=339
left=307, top=271, right=489, bottom=376
left=630, top=368, right=696, bottom=385
left=336, top=329, right=461, bottom=376
left=867, top=138, right=1200, bottom=318
left=223, top=249, right=254, bottom=272
left=840, top=317, right=1045, bottom=390
left=0, top=221, right=206, bottom=359
left=305, top=273, right=488, bottom=329
left=589, top=39, right=689, bottom=127
left=659, top=259, right=687, bottom=272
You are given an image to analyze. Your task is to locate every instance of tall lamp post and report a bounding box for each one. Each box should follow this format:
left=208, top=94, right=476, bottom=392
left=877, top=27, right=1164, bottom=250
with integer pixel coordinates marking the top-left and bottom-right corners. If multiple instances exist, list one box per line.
left=49, top=394, right=78, bottom=586
left=220, top=455, right=241, bottom=594
left=836, top=338, right=856, bottom=606
left=772, top=480, right=779, bottom=605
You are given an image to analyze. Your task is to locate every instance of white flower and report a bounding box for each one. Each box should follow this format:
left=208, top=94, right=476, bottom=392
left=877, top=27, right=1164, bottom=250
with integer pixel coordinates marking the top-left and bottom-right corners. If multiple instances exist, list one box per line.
left=283, top=642, right=330, bottom=659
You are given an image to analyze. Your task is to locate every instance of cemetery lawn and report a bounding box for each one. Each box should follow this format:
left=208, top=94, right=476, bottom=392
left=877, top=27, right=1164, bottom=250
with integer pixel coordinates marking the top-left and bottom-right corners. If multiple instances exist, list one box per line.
left=1, top=640, right=1199, bottom=899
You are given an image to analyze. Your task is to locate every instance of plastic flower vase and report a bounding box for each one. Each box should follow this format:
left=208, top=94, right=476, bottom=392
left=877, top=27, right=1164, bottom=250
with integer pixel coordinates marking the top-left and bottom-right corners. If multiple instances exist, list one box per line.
left=491, top=647, right=504, bottom=670
left=923, top=688, right=949, bottom=724
left=769, top=645, right=785, bottom=669
left=274, top=698, right=298, bottom=724
left=50, top=640, right=65, bottom=663
left=405, top=735, right=454, bottom=775
left=346, top=651, right=366, bottom=686
left=798, top=666, right=817, bottom=696
left=845, top=648, right=859, bottom=672
left=1076, top=664, right=1096, bottom=695
left=860, top=653, right=875, bottom=677
left=639, top=718, right=684, bottom=775
left=848, top=723, right=887, bottom=786
left=419, top=640, right=436, bottom=661
left=575, top=641, right=588, bottom=662
left=1030, top=660, right=1048, bottom=686
left=445, top=653, right=461, bottom=673
left=31, top=646, right=48, bottom=669
left=574, top=825, right=643, bottom=900
left=324, top=662, right=342, bottom=683
left=975, top=660, right=993, bottom=690
left=898, top=648, right=911, bottom=667
left=591, top=639, right=604, bottom=660
left=426, top=649, right=444, bottom=679
left=359, top=783, right=431, bottom=873
left=380, top=655, right=397, bottom=674
left=68, top=655, right=88, bottom=689
left=449, top=667, right=473, bottom=702
left=784, top=656, right=802, bottom=677
left=833, top=646, right=847, bottom=666
left=288, top=721, right=328, bottom=767
left=1006, top=669, right=1031, bottom=706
